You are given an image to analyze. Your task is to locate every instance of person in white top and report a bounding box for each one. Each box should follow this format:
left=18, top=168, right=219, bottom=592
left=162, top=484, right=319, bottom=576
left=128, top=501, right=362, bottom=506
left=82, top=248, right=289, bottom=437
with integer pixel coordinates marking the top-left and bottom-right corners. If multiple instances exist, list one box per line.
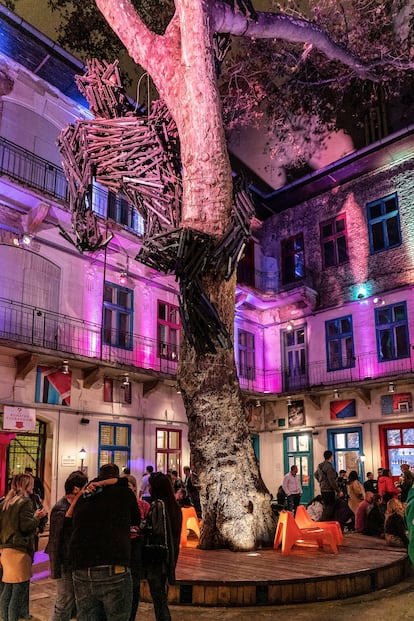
left=282, top=465, right=303, bottom=515
left=139, top=465, right=154, bottom=503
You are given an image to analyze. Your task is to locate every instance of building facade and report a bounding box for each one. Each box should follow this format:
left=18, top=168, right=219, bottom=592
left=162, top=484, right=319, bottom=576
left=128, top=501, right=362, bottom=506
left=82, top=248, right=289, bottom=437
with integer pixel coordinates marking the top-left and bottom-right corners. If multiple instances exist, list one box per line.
left=0, top=9, right=413, bottom=513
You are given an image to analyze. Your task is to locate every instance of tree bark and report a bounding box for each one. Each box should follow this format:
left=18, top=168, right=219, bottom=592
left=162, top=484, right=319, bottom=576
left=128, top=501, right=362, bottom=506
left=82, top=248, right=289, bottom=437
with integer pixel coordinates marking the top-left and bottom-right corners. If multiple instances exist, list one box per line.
left=93, top=0, right=378, bottom=549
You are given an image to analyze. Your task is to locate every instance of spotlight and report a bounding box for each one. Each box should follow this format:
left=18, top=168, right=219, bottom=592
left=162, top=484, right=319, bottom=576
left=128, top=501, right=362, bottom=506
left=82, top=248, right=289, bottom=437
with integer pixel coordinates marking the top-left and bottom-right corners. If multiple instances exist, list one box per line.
left=388, top=382, right=396, bottom=393
left=21, top=233, right=32, bottom=246
left=119, top=271, right=128, bottom=285
left=61, top=360, right=70, bottom=375
left=357, top=285, right=367, bottom=300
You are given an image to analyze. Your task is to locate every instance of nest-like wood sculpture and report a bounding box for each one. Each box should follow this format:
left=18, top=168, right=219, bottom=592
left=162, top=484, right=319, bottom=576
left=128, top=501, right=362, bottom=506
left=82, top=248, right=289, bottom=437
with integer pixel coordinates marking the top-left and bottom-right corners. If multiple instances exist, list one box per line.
left=58, top=59, right=255, bottom=354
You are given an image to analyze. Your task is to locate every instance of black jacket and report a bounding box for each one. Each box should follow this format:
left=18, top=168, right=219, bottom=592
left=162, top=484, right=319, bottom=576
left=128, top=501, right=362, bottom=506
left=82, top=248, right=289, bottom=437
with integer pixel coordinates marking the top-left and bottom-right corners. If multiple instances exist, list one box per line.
left=46, top=496, right=71, bottom=578
left=70, top=483, right=141, bottom=570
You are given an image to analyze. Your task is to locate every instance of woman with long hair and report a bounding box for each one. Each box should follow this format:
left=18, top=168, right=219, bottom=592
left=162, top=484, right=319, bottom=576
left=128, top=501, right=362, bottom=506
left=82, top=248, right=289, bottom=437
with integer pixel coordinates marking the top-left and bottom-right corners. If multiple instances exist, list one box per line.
left=0, top=473, right=46, bottom=621
left=378, top=468, right=399, bottom=504
left=346, top=470, right=365, bottom=514
left=144, top=472, right=182, bottom=621
left=384, top=498, right=408, bottom=547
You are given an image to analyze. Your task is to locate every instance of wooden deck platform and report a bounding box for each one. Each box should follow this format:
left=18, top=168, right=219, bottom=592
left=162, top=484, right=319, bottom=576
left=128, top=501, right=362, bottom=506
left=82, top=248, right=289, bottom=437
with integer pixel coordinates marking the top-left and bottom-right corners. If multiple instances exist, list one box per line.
left=141, top=533, right=410, bottom=606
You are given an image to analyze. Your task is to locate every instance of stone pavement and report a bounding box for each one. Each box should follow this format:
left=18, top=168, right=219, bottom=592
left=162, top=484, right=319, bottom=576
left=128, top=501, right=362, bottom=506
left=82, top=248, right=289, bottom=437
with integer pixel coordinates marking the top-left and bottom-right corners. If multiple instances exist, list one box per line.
left=30, top=551, right=414, bottom=621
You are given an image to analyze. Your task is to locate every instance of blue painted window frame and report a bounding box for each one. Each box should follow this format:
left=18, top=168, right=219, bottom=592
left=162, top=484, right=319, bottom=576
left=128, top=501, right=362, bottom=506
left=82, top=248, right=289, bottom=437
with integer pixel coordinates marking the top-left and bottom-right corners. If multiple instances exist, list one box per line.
left=103, top=281, right=134, bottom=350
left=325, top=315, right=355, bottom=371
left=367, top=193, right=401, bottom=254
left=375, top=301, right=410, bottom=362
left=98, top=422, right=131, bottom=472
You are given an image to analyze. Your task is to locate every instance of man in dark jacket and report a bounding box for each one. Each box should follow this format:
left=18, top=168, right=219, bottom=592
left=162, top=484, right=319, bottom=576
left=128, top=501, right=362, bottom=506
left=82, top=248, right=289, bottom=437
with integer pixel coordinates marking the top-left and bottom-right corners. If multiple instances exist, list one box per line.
left=70, top=463, right=141, bottom=621
left=46, top=471, right=87, bottom=621
left=316, top=450, right=342, bottom=520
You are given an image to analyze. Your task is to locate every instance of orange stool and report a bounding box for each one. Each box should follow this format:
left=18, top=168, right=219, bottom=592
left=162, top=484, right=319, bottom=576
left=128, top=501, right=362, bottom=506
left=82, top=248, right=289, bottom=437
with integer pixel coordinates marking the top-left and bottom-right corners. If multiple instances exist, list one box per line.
left=180, top=506, right=201, bottom=546
left=274, top=510, right=339, bottom=555
left=295, top=505, right=344, bottom=545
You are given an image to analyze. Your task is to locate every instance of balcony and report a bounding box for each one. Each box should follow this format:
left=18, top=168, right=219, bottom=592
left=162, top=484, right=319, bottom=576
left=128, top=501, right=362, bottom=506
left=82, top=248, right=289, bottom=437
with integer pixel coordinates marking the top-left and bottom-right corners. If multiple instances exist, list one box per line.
left=237, top=352, right=414, bottom=396
left=0, top=136, right=143, bottom=235
left=0, top=297, right=178, bottom=377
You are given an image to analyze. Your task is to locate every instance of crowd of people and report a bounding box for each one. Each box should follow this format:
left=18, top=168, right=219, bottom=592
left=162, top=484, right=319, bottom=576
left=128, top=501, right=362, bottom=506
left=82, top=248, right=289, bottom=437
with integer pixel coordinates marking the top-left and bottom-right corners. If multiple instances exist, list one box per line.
left=0, top=463, right=202, bottom=621
left=303, top=452, right=413, bottom=547
left=278, top=451, right=414, bottom=551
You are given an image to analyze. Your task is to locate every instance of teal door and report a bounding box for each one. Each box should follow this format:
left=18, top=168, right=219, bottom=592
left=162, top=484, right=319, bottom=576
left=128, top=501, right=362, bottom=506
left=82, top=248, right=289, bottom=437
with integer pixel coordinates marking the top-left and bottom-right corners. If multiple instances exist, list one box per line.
left=328, top=426, right=364, bottom=480
left=283, top=431, right=313, bottom=505
left=251, top=434, right=260, bottom=461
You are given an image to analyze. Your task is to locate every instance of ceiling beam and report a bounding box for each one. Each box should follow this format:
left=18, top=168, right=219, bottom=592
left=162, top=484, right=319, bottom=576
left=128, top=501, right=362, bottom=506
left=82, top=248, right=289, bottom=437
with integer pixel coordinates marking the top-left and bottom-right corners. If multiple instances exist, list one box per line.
left=83, top=366, right=104, bottom=389
left=15, top=353, right=38, bottom=379
left=356, top=387, right=371, bottom=405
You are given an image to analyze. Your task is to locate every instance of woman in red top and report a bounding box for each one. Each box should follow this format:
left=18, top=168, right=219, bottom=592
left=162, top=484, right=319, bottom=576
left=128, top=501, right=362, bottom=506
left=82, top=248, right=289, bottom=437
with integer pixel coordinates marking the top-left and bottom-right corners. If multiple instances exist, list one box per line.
left=378, top=469, right=399, bottom=503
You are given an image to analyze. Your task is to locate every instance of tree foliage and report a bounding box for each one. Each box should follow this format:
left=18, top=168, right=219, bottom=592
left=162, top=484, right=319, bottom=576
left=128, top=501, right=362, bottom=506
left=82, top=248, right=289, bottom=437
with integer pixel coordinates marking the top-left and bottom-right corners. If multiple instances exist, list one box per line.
left=6, top=0, right=414, bottom=161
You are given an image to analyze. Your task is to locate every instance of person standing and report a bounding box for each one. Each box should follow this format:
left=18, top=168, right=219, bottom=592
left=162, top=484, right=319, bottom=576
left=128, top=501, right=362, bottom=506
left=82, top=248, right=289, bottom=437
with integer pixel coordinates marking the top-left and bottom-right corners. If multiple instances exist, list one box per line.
left=347, top=470, right=365, bottom=514
left=46, top=471, right=87, bottom=621
left=144, top=472, right=182, bottom=621
left=139, top=465, right=154, bottom=504
left=315, top=450, right=341, bottom=520
left=378, top=468, right=399, bottom=504
left=398, top=463, right=414, bottom=503
left=123, top=474, right=150, bottom=621
left=0, top=474, right=46, bottom=621
left=282, top=465, right=302, bottom=515
left=337, top=470, right=349, bottom=500
left=69, top=463, right=141, bottom=621
left=363, top=472, right=378, bottom=494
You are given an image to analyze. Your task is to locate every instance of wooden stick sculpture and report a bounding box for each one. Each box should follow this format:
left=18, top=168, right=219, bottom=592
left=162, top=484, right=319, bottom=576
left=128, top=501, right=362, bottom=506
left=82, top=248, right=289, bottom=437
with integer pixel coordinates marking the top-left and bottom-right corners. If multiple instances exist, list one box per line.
left=58, top=59, right=255, bottom=354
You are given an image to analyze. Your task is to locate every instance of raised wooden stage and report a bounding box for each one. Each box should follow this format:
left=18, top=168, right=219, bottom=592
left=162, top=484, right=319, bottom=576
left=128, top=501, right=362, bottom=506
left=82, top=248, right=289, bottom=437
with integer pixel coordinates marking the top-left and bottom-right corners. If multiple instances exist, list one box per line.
left=141, top=533, right=410, bottom=606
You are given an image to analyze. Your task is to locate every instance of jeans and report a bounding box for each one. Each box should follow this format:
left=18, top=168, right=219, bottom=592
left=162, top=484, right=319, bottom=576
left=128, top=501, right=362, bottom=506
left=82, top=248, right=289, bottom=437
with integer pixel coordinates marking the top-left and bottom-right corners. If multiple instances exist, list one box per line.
left=50, top=569, right=76, bottom=621
left=321, top=491, right=336, bottom=520
left=147, top=574, right=171, bottom=621
left=286, top=494, right=301, bottom=515
left=0, top=581, right=30, bottom=621
left=73, top=566, right=132, bottom=621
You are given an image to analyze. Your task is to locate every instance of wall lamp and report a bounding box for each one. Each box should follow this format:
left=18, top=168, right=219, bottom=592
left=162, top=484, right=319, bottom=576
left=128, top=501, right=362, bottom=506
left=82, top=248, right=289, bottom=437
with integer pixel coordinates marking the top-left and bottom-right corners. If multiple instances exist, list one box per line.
left=121, top=373, right=130, bottom=388
left=333, top=389, right=340, bottom=400
left=119, top=270, right=128, bottom=285
left=79, top=447, right=86, bottom=471
left=286, top=396, right=292, bottom=407
left=255, top=399, right=261, bottom=407
left=13, top=233, right=33, bottom=247
left=388, top=382, right=396, bottom=394
left=60, top=360, right=70, bottom=375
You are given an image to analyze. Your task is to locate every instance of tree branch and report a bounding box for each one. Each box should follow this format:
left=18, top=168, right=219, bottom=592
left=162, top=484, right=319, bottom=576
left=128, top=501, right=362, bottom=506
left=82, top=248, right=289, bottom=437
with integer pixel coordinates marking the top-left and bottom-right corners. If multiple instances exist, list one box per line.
left=211, top=1, right=374, bottom=80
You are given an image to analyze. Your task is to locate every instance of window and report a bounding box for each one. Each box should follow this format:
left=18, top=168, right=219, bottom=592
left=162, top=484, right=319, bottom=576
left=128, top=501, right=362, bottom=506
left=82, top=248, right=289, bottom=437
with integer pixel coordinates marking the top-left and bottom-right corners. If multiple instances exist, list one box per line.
left=367, top=193, right=401, bottom=253
left=92, top=181, right=144, bottom=236
left=320, top=215, right=348, bottom=268
left=283, top=327, right=307, bottom=391
left=282, top=234, right=304, bottom=284
left=103, top=282, right=133, bottom=349
left=157, top=301, right=180, bottom=360
left=376, top=302, right=409, bottom=361
left=103, top=377, right=131, bottom=404
left=325, top=316, right=355, bottom=371
left=156, top=427, right=182, bottom=473
left=99, top=422, right=131, bottom=471
left=238, top=330, right=256, bottom=380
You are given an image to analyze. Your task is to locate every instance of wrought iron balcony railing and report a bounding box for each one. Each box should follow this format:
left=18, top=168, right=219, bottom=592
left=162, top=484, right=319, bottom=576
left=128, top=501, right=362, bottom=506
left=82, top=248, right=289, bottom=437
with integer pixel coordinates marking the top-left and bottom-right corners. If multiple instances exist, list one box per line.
left=0, top=136, right=143, bottom=235
left=0, top=296, right=178, bottom=376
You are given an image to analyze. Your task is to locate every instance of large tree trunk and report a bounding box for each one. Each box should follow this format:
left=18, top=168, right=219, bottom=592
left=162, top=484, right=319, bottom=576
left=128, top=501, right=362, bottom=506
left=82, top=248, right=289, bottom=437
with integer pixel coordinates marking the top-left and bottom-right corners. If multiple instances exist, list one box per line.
left=168, top=1, right=274, bottom=550
left=96, top=0, right=275, bottom=549
left=179, top=276, right=274, bottom=550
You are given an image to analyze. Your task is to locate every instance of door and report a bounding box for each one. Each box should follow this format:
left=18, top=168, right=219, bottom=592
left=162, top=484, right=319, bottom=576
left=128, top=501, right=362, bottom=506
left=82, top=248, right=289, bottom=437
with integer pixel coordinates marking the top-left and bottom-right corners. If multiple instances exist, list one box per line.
left=283, top=326, right=307, bottom=391
left=328, top=427, right=364, bottom=480
left=283, top=431, right=313, bottom=505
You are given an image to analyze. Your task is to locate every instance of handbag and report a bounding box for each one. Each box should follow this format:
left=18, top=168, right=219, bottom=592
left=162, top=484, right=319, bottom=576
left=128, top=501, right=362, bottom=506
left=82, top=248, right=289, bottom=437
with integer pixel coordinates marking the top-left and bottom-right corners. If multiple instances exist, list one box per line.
left=142, top=500, right=170, bottom=569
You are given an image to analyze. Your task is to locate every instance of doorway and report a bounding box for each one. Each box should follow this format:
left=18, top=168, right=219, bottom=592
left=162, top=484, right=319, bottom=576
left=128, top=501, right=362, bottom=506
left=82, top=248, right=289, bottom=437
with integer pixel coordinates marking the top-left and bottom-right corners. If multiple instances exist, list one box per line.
left=283, top=431, right=313, bottom=505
